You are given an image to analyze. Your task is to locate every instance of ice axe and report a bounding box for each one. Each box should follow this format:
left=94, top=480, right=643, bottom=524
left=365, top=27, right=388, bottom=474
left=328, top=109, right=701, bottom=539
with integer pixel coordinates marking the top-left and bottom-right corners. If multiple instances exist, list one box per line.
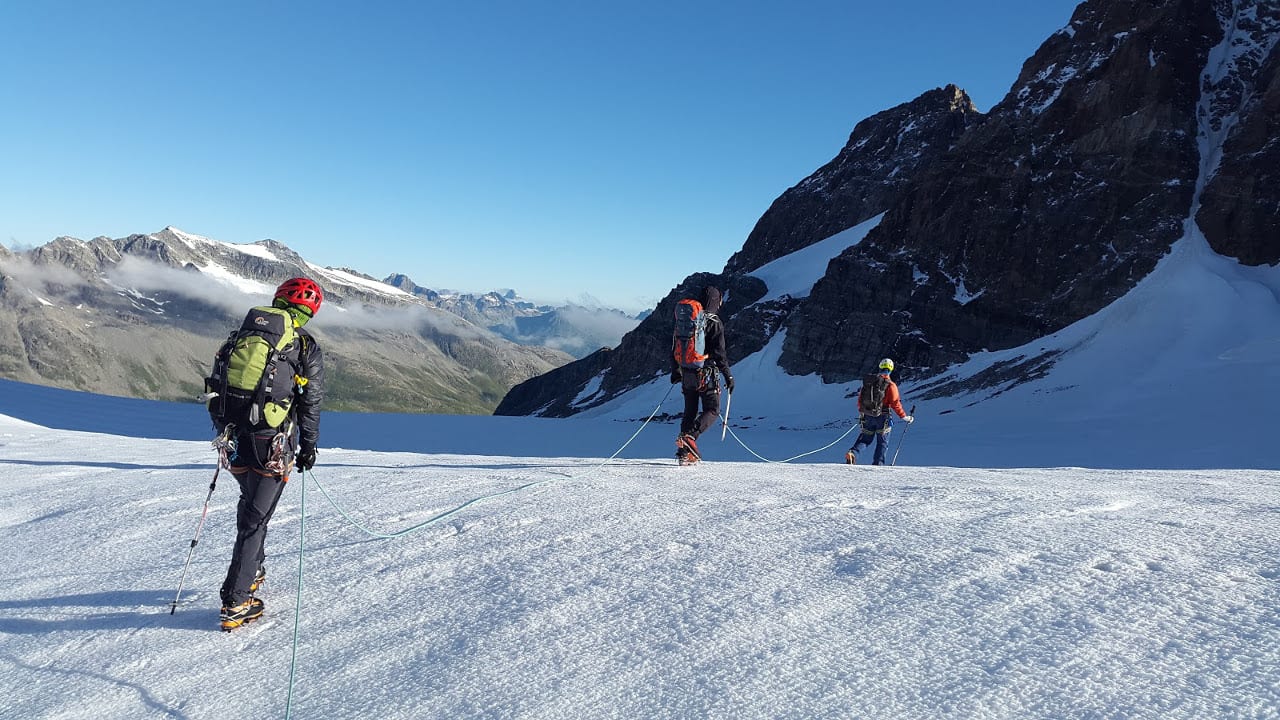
left=721, top=386, right=732, bottom=441
left=891, top=404, right=916, bottom=466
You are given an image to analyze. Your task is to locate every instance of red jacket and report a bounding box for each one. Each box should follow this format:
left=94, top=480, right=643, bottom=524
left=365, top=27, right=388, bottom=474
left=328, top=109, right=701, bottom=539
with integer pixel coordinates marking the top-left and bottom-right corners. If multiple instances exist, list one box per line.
left=857, top=372, right=907, bottom=418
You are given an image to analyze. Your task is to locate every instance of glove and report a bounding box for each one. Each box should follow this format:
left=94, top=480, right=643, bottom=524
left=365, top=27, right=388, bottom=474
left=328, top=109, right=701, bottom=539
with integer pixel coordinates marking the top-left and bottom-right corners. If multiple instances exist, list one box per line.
left=725, top=375, right=735, bottom=393
left=903, top=415, right=914, bottom=424
left=296, top=444, right=317, bottom=471
left=670, top=369, right=682, bottom=384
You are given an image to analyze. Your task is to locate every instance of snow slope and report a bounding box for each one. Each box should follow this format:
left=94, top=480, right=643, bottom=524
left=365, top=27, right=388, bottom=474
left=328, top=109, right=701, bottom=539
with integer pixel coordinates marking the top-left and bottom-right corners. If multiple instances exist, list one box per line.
left=0, top=408, right=1277, bottom=720
left=744, top=214, right=883, bottom=306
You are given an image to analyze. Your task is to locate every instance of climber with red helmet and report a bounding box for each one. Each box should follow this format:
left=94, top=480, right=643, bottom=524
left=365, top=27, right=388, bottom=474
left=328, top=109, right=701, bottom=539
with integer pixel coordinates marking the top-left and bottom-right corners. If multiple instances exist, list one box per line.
left=204, top=276, right=326, bottom=630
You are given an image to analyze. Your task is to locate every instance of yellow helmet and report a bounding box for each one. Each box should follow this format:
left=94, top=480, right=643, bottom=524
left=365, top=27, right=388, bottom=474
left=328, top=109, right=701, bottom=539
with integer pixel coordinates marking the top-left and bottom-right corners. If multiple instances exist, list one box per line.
left=878, top=358, right=894, bottom=372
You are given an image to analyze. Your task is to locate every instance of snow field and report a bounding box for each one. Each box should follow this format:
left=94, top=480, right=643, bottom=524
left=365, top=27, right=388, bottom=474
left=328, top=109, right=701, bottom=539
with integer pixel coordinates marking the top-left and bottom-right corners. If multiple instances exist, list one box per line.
left=1, top=416, right=1277, bottom=719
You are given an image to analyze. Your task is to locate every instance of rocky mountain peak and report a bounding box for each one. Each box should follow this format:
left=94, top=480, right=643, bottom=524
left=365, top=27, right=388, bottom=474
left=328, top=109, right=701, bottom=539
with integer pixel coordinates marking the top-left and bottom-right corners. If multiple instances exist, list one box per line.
left=724, top=84, right=981, bottom=275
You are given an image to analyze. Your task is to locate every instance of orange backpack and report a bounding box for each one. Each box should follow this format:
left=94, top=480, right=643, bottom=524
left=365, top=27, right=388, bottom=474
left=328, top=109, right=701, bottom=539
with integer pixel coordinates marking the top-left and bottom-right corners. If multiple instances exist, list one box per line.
left=672, top=299, right=709, bottom=369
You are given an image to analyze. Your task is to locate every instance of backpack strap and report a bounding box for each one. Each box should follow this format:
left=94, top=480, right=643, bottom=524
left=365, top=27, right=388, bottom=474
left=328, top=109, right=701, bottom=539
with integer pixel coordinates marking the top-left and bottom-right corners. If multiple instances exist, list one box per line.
left=206, top=331, right=238, bottom=425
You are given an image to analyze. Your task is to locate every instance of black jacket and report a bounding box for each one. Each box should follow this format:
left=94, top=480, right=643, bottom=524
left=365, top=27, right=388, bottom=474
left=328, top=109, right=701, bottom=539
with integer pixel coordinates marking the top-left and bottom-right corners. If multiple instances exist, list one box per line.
left=292, top=328, right=324, bottom=450
left=701, top=313, right=730, bottom=377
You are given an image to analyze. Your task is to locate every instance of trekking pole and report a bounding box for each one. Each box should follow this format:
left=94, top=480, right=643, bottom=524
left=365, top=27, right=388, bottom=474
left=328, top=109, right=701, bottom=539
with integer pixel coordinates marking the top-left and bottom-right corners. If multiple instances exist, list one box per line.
left=169, top=466, right=220, bottom=613
left=721, top=387, right=732, bottom=441
left=890, top=404, right=916, bottom=467
left=170, top=428, right=233, bottom=614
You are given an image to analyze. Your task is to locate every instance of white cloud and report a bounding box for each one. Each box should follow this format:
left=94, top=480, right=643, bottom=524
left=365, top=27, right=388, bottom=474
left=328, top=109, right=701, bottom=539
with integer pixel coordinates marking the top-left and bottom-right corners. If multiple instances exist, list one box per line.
left=105, top=256, right=260, bottom=314
left=0, top=256, right=85, bottom=290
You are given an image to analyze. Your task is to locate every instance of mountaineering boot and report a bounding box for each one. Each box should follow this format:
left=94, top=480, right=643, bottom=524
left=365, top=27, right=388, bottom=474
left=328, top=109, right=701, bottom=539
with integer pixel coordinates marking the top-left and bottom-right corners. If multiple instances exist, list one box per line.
left=845, top=450, right=856, bottom=465
left=675, top=434, right=700, bottom=465
left=249, top=567, right=266, bottom=595
left=679, top=434, right=700, bottom=460
left=220, top=597, right=265, bottom=631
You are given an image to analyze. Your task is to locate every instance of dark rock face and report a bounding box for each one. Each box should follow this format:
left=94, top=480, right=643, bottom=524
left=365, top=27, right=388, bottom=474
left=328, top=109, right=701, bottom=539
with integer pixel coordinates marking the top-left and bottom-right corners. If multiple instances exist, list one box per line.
left=725, top=85, right=980, bottom=275
left=385, top=273, right=442, bottom=301
left=783, top=0, right=1227, bottom=383
left=1197, top=4, right=1280, bottom=266
left=497, top=346, right=615, bottom=418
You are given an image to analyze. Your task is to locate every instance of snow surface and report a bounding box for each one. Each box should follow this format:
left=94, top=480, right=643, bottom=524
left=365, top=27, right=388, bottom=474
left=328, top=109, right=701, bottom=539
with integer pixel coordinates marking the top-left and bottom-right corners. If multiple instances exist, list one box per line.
left=745, top=214, right=882, bottom=306
left=162, top=226, right=278, bottom=262
left=305, top=263, right=413, bottom=297
left=161, top=226, right=213, bottom=250
left=198, top=262, right=275, bottom=295
left=1, top=389, right=1278, bottom=719
left=223, top=241, right=278, bottom=261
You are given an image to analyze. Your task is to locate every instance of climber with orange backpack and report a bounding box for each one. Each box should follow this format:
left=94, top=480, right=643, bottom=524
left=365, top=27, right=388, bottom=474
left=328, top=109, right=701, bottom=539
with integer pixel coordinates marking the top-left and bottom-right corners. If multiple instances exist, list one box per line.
left=670, top=285, right=734, bottom=465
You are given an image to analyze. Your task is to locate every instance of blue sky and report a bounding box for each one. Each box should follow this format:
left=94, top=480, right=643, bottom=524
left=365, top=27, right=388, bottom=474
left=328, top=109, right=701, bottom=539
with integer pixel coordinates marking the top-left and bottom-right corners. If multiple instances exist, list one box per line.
left=0, top=1, right=1080, bottom=313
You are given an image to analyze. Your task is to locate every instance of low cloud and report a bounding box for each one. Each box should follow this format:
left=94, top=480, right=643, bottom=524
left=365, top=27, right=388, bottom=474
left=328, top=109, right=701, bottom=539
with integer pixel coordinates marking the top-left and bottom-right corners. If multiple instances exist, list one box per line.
left=318, top=299, right=491, bottom=341
left=558, top=305, right=640, bottom=340
left=510, top=305, right=640, bottom=356
left=0, top=256, right=86, bottom=290
left=106, top=256, right=262, bottom=314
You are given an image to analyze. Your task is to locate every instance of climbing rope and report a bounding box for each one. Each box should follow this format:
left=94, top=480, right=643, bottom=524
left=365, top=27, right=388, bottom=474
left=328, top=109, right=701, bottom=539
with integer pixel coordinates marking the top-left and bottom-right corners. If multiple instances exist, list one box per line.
left=281, top=383, right=674, bottom=718
left=723, top=419, right=860, bottom=464
left=278, top=384, right=865, bottom=717
left=285, top=466, right=306, bottom=719
left=308, top=383, right=673, bottom=540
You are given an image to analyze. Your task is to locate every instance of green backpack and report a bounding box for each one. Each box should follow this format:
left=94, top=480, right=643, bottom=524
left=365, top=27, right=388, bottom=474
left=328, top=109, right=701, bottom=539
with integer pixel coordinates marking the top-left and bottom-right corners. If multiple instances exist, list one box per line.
left=205, top=305, right=301, bottom=430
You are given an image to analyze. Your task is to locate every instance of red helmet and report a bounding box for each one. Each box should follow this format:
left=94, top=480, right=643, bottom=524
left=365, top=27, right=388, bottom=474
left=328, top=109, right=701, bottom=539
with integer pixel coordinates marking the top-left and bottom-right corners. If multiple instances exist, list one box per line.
left=274, top=277, right=323, bottom=315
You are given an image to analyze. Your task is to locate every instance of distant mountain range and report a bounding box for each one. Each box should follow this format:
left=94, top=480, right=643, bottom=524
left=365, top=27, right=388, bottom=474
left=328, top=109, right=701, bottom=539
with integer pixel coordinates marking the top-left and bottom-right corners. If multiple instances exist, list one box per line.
left=380, top=276, right=643, bottom=359
left=497, top=0, right=1279, bottom=418
left=0, top=227, right=639, bottom=413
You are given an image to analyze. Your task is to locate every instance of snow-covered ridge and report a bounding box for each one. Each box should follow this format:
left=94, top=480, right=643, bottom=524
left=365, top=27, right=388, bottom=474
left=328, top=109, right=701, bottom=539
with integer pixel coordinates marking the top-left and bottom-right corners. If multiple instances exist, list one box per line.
left=746, top=214, right=883, bottom=307
left=305, top=262, right=412, bottom=297
left=198, top=262, right=275, bottom=295
left=156, top=226, right=278, bottom=261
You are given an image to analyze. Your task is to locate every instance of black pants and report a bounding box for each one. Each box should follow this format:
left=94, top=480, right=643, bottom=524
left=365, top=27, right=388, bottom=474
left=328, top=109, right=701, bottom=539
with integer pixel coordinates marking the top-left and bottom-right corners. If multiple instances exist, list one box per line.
left=220, top=466, right=288, bottom=607
left=680, top=379, right=721, bottom=438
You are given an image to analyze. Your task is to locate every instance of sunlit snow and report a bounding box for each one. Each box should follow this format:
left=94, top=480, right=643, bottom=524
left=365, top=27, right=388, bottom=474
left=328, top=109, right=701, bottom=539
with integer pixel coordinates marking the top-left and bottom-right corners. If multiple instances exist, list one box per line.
left=746, top=214, right=883, bottom=306
left=0, top=386, right=1276, bottom=719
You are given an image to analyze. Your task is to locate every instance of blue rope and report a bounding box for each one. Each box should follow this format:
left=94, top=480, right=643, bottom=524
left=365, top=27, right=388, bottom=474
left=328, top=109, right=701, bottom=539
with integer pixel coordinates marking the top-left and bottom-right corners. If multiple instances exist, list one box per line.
left=285, top=470, right=305, bottom=719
